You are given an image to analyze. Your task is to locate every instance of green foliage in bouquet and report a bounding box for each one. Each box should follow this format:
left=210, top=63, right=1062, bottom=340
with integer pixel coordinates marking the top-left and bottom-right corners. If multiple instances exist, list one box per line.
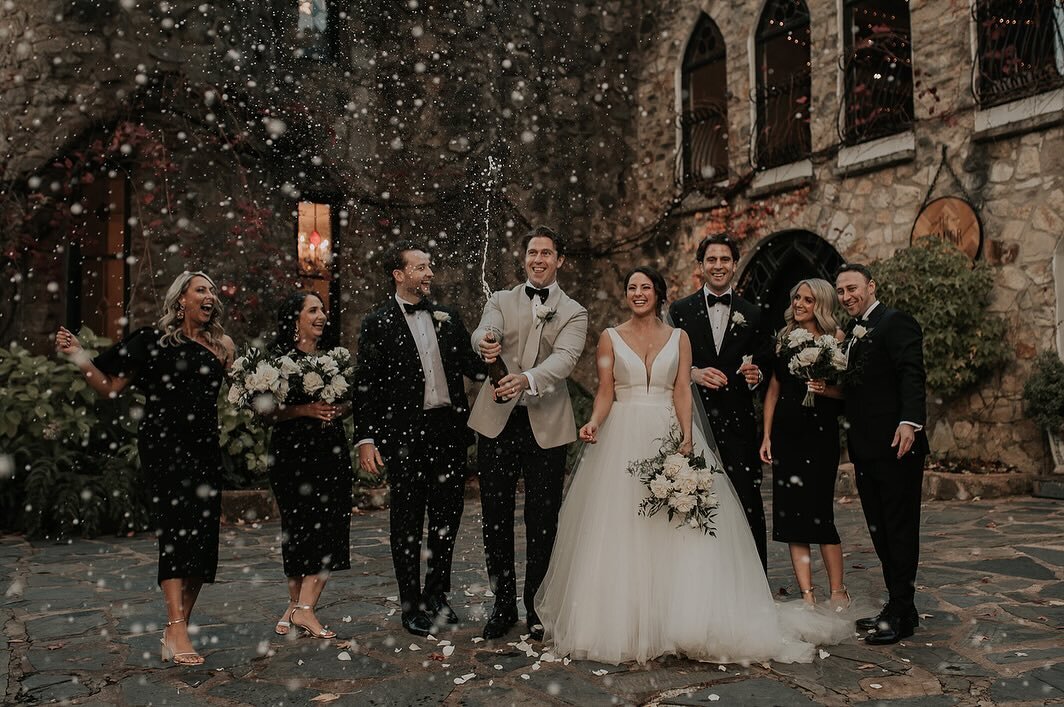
left=873, top=237, right=1009, bottom=399
left=217, top=388, right=271, bottom=490
left=1022, top=351, right=1064, bottom=432
left=0, top=330, right=148, bottom=538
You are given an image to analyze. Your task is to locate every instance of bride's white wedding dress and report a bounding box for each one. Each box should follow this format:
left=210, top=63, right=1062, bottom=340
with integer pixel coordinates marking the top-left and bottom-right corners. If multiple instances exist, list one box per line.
left=535, top=328, right=850, bottom=665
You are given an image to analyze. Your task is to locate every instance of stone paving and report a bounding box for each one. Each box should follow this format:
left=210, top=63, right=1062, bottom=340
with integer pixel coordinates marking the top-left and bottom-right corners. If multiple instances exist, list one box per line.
left=2, top=492, right=1062, bottom=706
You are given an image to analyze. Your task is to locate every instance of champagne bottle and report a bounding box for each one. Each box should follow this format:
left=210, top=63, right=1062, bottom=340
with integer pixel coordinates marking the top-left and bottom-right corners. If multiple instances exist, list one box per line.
left=484, top=332, right=510, bottom=404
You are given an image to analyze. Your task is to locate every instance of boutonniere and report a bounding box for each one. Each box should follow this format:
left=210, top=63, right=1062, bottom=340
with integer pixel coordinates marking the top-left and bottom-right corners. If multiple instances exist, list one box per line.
left=432, top=310, right=451, bottom=324
left=730, top=311, right=747, bottom=329
left=851, top=324, right=869, bottom=340
left=534, top=303, right=556, bottom=327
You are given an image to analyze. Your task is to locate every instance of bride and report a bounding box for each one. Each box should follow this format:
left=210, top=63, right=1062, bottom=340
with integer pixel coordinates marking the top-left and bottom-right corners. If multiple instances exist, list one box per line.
left=535, top=266, right=850, bottom=665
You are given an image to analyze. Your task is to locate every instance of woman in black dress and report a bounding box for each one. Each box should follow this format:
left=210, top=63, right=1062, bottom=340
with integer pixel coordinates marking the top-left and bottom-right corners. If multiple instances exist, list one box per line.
left=758, top=278, right=848, bottom=608
left=266, top=291, right=353, bottom=640
left=57, top=271, right=234, bottom=666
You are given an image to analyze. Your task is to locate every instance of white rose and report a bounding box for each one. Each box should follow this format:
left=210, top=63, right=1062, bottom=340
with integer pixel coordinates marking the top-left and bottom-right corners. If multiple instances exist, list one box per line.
left=243, top=371, right=265, bottom=392
left=329, top=347, right=351, bottom=362
left=815, top=334, right=837, bottom=348
left=232, top=357, right=246, bottom=373
left=795, top=347, right=820, bottom=367
left=275, top=380, right=289, bottom=401
left=320, top=383, right=339, bottom=403
left=668, top=493, right=697, bottom=514
left=649, top=474, right=672, bottom=499
left=226, top=384, right=244, bottom=404
left=662, top=453, right=687, bottom=479
left=320, top=357, right=340, bottom=376
left=787, top=328, right=814, bottom=347
left=700, top=491, right=718, bottom=508
left=253, top=361, right=280, bottom=390
left=832, top=349, right=849, bottom=370
left=852, top=324, right=868, bottom=339
left=277, top=355, right=300, bottom=376
left=674, top=469, right=699, bottom=495
left=432, top=310, right=450, bottom=323
left=731, top=312, right=746, bottom=326
left=329, top=376, right=349, bottom=395
left=696, top=469, right=714, bottom=491
left=534, top=303, right=552, bottom=319
left=302, top=371, right=325, bottom=394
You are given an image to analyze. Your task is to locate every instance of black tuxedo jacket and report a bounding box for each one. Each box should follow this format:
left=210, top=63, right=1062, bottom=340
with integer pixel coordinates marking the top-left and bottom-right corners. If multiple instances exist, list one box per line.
left=353, top=298, right=486, bottom=454
left=842, top=304, right=930, bottom=462
left=668, top=290, right=774, bottom=448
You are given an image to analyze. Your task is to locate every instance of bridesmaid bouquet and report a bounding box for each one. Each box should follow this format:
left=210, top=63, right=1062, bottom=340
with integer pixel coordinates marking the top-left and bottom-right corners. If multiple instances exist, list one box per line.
left=628, top=425, right=722, bottom=535
left=227, top=347, right=294, bottom=413
left=783, top=329, right=848, bottom=406
left=288, top=348, right=354, bottom=404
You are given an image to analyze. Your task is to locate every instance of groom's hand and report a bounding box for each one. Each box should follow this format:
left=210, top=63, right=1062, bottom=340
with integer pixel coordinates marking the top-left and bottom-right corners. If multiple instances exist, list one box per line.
left=494, top=373, right=528, bottom=401
left=892, top=424, right=916, bottom=459
left=358, top=443, right=384, bottom=476
left=478, top=333, right=502, bottom=363
left=692, top=366, right=729, bottom=390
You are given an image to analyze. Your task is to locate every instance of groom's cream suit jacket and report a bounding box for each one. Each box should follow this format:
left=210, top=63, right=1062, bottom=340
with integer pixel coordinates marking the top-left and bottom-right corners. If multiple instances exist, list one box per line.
left=468, top=284, right=588, bottom=448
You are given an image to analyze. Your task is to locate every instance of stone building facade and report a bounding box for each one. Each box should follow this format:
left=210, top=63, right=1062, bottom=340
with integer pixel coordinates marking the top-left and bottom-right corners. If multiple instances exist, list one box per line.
left=2, top=0, right=1062, bottom=470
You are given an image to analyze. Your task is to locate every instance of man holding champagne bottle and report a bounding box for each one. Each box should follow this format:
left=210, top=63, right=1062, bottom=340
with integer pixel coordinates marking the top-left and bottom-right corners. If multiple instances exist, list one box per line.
left=468, top=226, right=588, bottom=641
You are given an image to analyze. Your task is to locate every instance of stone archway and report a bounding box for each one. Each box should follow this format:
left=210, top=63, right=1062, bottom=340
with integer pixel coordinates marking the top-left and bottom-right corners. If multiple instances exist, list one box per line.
left=737, top=230, right=844, bottom=333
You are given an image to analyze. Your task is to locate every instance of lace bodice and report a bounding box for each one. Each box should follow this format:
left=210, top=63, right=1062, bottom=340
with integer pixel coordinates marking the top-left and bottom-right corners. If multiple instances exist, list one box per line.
left=607, top=328, right=680, bottom=405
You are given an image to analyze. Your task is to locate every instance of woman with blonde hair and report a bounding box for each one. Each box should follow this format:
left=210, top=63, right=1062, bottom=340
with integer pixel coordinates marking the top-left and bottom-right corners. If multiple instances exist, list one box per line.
left=57, top=271, right=235, bottom=666
left=759, top=278, right=849, bottom=607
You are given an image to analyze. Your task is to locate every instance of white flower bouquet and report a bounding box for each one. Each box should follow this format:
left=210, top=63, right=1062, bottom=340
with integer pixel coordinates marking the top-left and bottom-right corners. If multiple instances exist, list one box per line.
left=228, top=347, right=291, bottom=413
left=627, top=424, right=722, bottom=535
left=288, top=347, right=354, bottom=404
left=783, top=329, right=848, bottom=406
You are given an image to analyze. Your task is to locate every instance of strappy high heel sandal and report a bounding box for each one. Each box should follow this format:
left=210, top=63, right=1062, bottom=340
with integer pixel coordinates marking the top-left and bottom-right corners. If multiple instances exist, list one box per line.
left=291, top=605, right=337, bottom=640
left=160, top=618, right=204, bottom=665
left=800, top=587, right=817, bottom=605
left=829, top=586, right=851, bottom=610
left=275, top=601, right=298, bottom=636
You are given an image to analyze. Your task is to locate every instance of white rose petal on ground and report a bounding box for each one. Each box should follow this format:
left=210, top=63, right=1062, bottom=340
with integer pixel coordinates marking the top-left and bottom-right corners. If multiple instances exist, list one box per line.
left=592, top=669, right=609, bottom=676
left=870, top=683, right=883, bottom=689
left=708, top=696, right=720, bottom=702
left=819, top=649, right=830, bottom=660
left=471, top=637, right=484, bottom=643
left=521, top=674, right=530, bottom=680
left=494, top=664, right=503, bottom=670
left=336, top=652, right=351, bottom=661
left=342, top=616, right=352, bottom=623
left=409, top=644, right=420, bottom=651
left=443, top=645, right=455, bottom=657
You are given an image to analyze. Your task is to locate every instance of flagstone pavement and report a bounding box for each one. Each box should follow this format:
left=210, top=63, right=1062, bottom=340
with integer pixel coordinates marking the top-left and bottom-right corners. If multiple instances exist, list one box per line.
left=2, top=493, right=1062, bottom=706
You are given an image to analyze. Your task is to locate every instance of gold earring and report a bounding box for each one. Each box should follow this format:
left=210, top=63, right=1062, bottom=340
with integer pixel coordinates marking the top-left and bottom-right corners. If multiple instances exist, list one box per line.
left=177, top=303, right=185, bottom=321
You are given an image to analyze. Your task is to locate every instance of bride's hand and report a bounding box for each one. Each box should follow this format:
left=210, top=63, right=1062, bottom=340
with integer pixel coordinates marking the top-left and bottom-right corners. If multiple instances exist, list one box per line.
left=578, top=422, right=598, bottom=444
left=678, top=438, right=693, bottom=456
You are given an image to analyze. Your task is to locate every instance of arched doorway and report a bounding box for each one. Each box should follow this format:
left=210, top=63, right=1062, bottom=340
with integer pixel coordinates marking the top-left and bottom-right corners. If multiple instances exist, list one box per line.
left=737, top=230, right=844, bottom=333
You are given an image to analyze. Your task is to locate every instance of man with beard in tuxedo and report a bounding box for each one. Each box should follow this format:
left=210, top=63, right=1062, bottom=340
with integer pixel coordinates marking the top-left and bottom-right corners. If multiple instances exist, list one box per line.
left=836, top=263, right=928, bottom=645
left=354, top=241, right=486, bottom=636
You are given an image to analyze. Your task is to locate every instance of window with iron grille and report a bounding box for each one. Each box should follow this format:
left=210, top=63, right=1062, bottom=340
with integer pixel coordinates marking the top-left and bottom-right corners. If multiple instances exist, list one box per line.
left=841, top=0, right=915, bottom=145
left=681, top=13, right=729, bottom=183
left=296, top=0, right=336, bottom=61
left=754, top=0, right=812, bottom=169
left=973, top=0, right=1064, bottom=107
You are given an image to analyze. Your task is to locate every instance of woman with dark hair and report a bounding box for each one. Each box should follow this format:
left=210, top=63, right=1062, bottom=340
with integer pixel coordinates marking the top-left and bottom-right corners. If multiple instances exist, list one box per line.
left=759, top=279, right=848, bottom=607
left=535, top=266, right=849, bottom=665
left=265, top=291, right=353, bottom=639
left=57, top=271, right=235, bottom=666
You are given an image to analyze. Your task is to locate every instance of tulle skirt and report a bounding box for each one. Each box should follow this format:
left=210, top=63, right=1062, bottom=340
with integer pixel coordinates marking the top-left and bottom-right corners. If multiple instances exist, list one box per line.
left=535, top=399, right=851, bottom=665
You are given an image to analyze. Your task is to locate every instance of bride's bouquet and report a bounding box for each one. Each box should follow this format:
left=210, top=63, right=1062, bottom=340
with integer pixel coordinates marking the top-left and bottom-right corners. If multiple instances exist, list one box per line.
left=627, top=424, right=722, bottom=535
left=782, top=328, right=848, bottom=406
left=287, top=347, right=354, bottom=404
left=227, top=347, right=294, bottom=413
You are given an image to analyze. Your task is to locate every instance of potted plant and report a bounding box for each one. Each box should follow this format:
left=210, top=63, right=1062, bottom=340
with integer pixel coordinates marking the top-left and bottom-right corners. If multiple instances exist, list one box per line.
left=1022, top=351, right=1064, bottom=474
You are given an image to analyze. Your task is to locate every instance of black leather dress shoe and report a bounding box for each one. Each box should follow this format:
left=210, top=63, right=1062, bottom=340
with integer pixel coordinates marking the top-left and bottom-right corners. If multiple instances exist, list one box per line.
left=864, top=612, right=916, bottom=645
left=402, top=610, right=433, bottom=637
left=856, top=604, right=918, bottom=631
left=427, top=594, right=460, bottom=625
left=482, top=607, right=518, bottom=640
left=526, top=611, right=544, bottom=641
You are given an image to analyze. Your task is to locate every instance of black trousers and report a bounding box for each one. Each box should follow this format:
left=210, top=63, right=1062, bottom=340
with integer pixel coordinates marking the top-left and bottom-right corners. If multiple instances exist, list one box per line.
left=854, top=453, right=924, bottom=611
left=478, top=408, right=567, bottom=620
left=385, top=408, right=467, bottom=615
left=711, top=427, right=768, bottom=572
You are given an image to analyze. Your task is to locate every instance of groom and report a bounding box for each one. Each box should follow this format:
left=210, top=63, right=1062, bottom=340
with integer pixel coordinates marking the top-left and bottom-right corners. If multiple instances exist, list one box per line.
left=669, top=233, right=772, bottom=572
left=836, top=263, right=928, bottom=645
left=468, top=226, right=588, bottom=641
left=353, top=241, right=486, bottom=636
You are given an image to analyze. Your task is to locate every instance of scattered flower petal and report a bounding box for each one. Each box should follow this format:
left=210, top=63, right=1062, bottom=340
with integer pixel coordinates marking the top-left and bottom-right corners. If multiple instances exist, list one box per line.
left=337, top=652, right=351, bottom=661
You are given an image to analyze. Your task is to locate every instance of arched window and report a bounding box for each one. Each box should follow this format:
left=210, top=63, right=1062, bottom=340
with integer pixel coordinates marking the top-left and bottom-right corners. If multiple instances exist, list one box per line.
left=841, top=0, right=915, bottom=145
left=681, top=14, right=729, bottom=182
left=296, top=0, right=333, bottom=61
left=754, top=0, right=812, bottom=168
left=973, top=0, right=1064, bottom=107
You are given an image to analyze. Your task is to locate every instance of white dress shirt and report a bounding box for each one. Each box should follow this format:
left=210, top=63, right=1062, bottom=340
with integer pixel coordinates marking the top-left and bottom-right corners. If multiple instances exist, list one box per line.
left=702, top=284, right=732, bottom=355
left=517, top=280, right=559, bottom=399
left=396, top=294, right=452, bottom=410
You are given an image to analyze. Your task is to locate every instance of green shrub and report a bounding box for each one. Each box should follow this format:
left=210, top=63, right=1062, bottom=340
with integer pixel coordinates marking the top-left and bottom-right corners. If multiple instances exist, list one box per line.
left=1022, top=351, right=1064, bottom=432
left=873, top=238, right=1010, bottom=400
left=0, top=330, right=148, bottom=538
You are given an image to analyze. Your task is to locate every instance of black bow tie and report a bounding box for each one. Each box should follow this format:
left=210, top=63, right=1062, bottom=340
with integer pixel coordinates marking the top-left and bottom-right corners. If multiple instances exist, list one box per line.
left=403, top=300, right=433, bottom=315
left=525, top=286, right=549, bottom=303
left=706, top=292, right=732, bottom=307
